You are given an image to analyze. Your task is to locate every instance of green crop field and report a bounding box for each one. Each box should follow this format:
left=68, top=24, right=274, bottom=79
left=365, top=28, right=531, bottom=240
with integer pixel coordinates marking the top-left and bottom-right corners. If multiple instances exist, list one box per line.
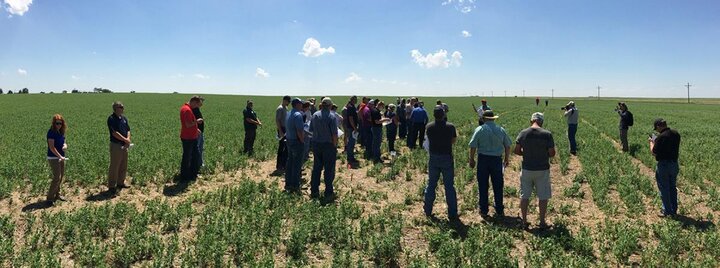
left=1, top=93, right=719, bottom=267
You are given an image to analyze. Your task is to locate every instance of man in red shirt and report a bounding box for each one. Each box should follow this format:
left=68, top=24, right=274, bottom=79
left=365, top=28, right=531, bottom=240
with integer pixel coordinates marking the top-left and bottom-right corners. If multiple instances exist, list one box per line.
left=180, top=96, right=204, bottom=182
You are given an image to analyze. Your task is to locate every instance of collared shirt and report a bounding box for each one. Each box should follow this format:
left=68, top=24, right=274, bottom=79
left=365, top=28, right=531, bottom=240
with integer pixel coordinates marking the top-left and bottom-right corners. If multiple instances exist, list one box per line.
left=653, top=128, right=681, bottom=161
left=180, top=103, right=198, bottom=140
left=410, top=107, right=428, bottom=124
left=243, top=107, right=258, bottom=130
left=468, top=121, right=512, bottom=157
left=285, top=108, right=305, bottom=141
left=107, top=113, right=130, bottom=144
left=309, top=109, right=338, bottom=144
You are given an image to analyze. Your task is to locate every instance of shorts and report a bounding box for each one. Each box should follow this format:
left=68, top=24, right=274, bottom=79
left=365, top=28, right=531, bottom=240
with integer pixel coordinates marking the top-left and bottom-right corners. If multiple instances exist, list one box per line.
left=520, top=169, right=551, bottom=200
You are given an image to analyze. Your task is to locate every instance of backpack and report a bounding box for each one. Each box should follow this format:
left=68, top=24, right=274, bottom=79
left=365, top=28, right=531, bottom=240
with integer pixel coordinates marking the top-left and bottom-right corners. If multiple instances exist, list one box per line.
left=626, top=111, right=634, bottom=126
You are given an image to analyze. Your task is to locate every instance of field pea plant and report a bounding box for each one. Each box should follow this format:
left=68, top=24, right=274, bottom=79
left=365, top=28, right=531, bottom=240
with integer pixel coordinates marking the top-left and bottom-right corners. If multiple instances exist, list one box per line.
left=1, top=93, right=719, bottom=266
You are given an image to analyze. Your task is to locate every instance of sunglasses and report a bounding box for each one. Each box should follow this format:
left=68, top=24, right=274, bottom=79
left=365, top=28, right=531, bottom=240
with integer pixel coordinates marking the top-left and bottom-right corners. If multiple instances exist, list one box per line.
left=55, top=122, right=63, bottom=125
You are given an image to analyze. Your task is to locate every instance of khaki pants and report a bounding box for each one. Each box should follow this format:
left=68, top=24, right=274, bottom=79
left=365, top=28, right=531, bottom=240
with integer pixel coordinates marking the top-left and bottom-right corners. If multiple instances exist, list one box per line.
left=47, top=159, right=65, bottom=201
left=108, top=142, right=128, bottom=188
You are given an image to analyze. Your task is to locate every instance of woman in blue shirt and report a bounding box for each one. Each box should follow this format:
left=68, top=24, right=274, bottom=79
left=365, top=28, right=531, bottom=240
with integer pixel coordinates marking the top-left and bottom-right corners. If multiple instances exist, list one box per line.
left=46, top=114, right=68, bottom=205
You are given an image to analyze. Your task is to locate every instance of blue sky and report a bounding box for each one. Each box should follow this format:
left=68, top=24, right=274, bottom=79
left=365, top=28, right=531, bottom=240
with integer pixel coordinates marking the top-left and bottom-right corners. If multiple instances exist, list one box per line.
left=1, top=0, right=719, bottom=97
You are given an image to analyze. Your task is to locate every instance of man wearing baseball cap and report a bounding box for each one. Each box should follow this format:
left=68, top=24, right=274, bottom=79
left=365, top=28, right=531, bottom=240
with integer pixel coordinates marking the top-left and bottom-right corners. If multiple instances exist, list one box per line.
left=649, top=118, right=681, bottom=217
left=468, top=110, right=512, bottom=218
left=284, top=98, right=305, bottom=193
left=514, top=112, right=556, bottom=229
left=308, top=98, right=338, bottom=199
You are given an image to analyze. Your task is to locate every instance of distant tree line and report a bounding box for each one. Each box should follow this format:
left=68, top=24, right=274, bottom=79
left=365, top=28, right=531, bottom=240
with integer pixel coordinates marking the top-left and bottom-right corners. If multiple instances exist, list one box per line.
left=1, top=87, right=121, bottom=94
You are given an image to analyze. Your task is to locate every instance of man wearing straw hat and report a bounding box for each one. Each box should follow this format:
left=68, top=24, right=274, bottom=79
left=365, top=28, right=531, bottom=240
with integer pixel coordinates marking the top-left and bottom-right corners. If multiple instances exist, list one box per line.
left=468, top=110, right=512, bottom=218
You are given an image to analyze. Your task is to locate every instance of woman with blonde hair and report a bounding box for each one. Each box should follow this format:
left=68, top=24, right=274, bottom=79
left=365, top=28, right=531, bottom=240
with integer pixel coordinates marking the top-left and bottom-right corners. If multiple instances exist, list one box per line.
left=46, top=114, right=68, bottom=205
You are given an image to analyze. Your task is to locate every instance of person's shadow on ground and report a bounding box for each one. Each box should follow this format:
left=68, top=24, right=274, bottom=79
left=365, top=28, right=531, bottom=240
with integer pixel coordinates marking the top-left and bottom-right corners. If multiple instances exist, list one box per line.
left=21, top=200, right=53, bottom=212
left=85, top=190, right=116, bottom=202
left=163, top=175, right=190, bottom=197
left=672, top=214, right=715, bottom=231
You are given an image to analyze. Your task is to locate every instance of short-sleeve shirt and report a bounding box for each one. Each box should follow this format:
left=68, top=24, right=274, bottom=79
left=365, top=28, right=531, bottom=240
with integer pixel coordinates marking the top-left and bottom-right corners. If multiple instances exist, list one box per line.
left=180, top=103, right=199, bottom=140
left=564, top=108, right=579, bottom=124
left=309, top=109, right=338, bottom=144
left=275, top=105, right=288, bottom=128
left=107, top=113, right=130, bottom=144
left=653, top=128, right=681, bottom=161
left=344, top=103, right=358, bottom=129
left=370, top=109, right=382, bottom=127
left=410, top=107, right=428, bottom=124
left=476, top=104, right=491, bottom=117
left=46, top=129, right=65, bottom=158
left=426, top=121, right=456, bottom=156
left=192, top=107, right=204, bottom=132
left=516, top=127, right=555, bottom=170
left=468, top=121, right=512, bottom=157
left=361, top=106, right=372, bottom=127
left=243, top=108, right=258, bottom=130
left=285, top=108, right=305, bottom=141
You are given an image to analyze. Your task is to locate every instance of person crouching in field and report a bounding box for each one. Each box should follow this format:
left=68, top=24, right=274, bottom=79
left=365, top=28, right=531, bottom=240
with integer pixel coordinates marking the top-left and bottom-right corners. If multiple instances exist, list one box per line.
left=309, top=98, right=338, bottom=199
left=108, top=101, right=132, bottom=195
left=514, top=112, right=556, bottom=229
left=179, top=96, right=203, bottom=182
left=649, top=118, right=681, bottom=217
left=46, top=114, right=68, bottom=205
left=424, top=107, right=458, bottom=222
left=243, top=100, right=262, bottom=155
left=469, top=110, right=511, bottom=218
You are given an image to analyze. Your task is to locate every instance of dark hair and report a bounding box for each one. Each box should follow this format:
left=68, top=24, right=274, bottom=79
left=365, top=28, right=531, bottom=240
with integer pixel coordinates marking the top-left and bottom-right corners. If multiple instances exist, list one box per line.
left=190, top=95, right=204, bottom=103
left=283, top=95, right=291, bottom=101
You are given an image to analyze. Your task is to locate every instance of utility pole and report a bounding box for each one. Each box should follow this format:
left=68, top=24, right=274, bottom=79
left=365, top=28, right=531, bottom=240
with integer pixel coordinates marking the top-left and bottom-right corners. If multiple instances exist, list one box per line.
left=551, top=89, right=554, bottom=99
left=685, top=82, right=692, bottom=104
left=597, top=86, right=601, bottom=100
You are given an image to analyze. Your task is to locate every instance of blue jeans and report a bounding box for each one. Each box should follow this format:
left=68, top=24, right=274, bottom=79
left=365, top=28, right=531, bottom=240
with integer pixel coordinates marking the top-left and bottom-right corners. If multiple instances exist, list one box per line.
left=477, top=154, right=504, bottom=215
left=345, top=129, right=357, bottom=161
left=656, top=160, right=679, bottom=215
left=568, top=124, right=578, bottom=152
left=197, top=132, right=205, bottom=166
left=424, top=154, right=458, bottom=219
left=371, top=126, right=383, bottom=161
left=285, top=139, right=304, bottom=191
left=311, top=142, right=337, bottom=197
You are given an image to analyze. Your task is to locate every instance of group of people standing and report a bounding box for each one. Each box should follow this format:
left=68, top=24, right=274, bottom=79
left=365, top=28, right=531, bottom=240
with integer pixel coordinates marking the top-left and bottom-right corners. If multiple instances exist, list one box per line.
left=43, top=96, right=683, bottom=224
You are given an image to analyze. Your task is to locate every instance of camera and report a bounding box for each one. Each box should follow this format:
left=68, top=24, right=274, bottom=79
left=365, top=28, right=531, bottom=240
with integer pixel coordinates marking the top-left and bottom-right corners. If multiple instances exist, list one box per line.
left=560, top=105, right=570, bottom=110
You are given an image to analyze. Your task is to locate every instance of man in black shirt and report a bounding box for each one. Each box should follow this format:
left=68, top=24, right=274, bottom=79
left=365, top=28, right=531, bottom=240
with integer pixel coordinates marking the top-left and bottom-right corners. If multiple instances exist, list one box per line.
left=243, top=100, right=262, bottom=155
left=192, top=99, right=205, bottom=167
left=423, top=107, right=458, bottom=221
left=649, top=118, right=681, bottom=217
left=344, top=96, right=359, bottom=164
left=617, top=102, right=633, bottom=152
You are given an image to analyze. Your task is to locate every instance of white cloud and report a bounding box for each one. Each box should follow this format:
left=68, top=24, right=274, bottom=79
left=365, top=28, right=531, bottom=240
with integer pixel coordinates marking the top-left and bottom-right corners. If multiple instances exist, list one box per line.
left=461, top=30, right=472, bottom=38
left=255, top=67, right=270, bottom=78
left=410, top=49, right=463, bottom=69
left=299, top=37, right=335, bottom=57
left=442, top=0, right=476, bottom=13
left=71, top=75, right=80, bottom=80
left=344, top=72, right=362, bottom=83
left=193, top=73, right=210, bottom=80
left=4, top=0, right=32, bottom=16
left=451, top=51, right=463, bottom=66
left=17, top=68, right=27, bottom=75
